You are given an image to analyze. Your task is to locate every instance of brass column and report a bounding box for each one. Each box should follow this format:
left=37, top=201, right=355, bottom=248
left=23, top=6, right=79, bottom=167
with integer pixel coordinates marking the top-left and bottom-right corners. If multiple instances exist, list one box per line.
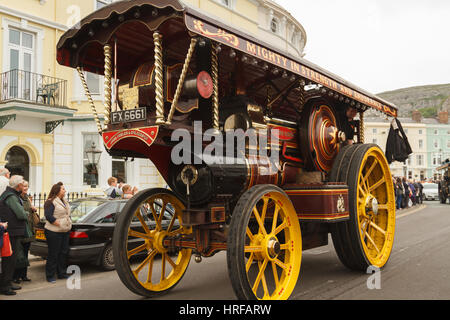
left=103, top=44, right=112, bottom=125
left=359, top=111, right=365, bottom=143
left=211, top=42, right=220, bottom=131
left=166, top=37, right=198, bottom=125
left=153, top=31, right=165, bottom=125
left=77, top=67, right=103, bottom=134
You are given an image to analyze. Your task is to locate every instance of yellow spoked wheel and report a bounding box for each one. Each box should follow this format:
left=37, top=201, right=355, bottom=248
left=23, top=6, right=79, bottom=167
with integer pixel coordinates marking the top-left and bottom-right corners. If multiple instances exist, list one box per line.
left=227, top=185, right=302, bottom=300
left=113, top=188, right=192, bottom=297
left=330, top=144, right=396, bottom=270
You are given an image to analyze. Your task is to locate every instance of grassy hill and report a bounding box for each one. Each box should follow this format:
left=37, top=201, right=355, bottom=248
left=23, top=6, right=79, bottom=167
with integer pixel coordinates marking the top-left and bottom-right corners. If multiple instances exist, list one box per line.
left=376, top=83, right=450, bottom=118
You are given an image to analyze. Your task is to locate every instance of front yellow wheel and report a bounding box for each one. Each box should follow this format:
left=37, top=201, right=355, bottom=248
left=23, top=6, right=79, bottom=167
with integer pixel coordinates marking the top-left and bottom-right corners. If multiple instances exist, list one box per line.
left=227, top=185, right=302, bottom=300
left=113, top=188, right=192, bottom=297
left=330, top=144, right=396, bottom=270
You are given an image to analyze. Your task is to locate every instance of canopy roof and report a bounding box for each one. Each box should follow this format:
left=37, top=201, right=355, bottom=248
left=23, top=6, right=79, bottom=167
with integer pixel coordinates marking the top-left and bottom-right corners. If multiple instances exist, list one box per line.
left=57, top=0, right=397, bottom=117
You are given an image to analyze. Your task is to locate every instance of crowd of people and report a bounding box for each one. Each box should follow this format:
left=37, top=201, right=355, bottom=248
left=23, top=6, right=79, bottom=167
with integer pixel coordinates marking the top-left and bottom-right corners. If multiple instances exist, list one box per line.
left=104, top=176, right=139, bottom=199
left=393, top=176, right=425, bottom=210
left=0, top=167, right=142, bottom=296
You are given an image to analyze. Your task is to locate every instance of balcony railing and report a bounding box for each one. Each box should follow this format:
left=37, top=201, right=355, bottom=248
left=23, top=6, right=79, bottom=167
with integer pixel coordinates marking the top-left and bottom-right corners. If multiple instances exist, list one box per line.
left=0, top=69, right=67, bottom=108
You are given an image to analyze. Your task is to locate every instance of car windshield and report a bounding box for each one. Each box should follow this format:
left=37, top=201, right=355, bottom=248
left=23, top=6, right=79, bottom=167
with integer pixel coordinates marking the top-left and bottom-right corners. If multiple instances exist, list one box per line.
left=70, top=200, right=106, bottom=223
left=423, top=184, right=438, bottom=189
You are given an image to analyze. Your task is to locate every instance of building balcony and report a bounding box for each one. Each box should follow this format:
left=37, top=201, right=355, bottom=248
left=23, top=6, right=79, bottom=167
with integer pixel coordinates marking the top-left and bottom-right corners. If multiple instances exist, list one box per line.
left=0, top=69, right=76, bottom=131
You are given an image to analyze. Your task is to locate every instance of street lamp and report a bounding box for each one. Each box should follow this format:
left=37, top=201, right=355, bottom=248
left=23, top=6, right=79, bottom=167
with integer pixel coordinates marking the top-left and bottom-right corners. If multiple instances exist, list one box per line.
left=85, top=141, right=102, bottom=188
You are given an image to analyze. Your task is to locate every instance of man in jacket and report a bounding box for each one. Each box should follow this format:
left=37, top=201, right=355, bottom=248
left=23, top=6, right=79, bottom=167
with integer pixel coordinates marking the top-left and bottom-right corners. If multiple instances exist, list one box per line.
left=0, top=175, right=29, bottom=296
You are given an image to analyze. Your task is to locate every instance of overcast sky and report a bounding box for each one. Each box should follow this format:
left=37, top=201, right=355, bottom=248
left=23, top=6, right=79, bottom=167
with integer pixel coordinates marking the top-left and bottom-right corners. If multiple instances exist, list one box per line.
left=275, top=0, right=450, bottom=94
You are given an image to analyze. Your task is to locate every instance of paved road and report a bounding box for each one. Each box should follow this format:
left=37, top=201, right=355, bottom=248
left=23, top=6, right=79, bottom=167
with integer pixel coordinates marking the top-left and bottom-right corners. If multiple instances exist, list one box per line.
left=4, top=201, right=450, bottom=300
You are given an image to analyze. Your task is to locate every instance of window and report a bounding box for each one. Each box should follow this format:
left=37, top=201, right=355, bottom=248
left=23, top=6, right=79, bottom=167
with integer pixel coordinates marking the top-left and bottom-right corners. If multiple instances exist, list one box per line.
left=419, top=129, right=423, bottom=135
left=372, top=128, right=377, bottom=134
left=407, top=156, right=412, bottom=166
left=86, top=72, right=100, bottom=94
left=372, top=138, right=377, bottom=144
left=96, top=0, right=112, bottom=9
left=416, top=155, right=423, bottom=166
left=434, top=129, right=438, bottom=135
left=7, top=28, right=35, bottom=99
left=434, top=140, right=439, bottom=149
left=271, top=18, right=279, bottom=34
left=404, top=129, right=408, bottom=134
left=419, top=140, right=423, bottom=149
left=112, top=156, right=127, bottom=184
left=217, top=0, right=231, bottom=7
left=83, top=133, right=100, bottom=186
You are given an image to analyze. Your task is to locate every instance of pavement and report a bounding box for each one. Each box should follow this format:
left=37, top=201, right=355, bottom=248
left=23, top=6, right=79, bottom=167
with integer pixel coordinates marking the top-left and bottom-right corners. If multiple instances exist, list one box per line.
left=4, top=201, right=445, bottom=300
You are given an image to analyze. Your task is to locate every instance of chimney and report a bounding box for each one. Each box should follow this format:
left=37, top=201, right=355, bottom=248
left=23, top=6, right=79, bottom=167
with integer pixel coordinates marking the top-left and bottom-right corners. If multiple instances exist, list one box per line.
left=412, top=110, right=422, bottom=123
left=438, top=110, right=449, bottom=124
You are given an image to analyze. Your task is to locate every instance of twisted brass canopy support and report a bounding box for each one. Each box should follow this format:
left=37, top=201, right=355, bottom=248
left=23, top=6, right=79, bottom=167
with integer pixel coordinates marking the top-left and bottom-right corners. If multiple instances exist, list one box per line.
left=153, top=31, right=165, bottom=125
left=211, top=42, right=220, bottom=131
left=76, top=67, right=103, bottom=135
left=103, top=44, right=112, bottom=125
left=166, top=37, right=198, bottom=125
left=359, top=111, right=365, bottom=143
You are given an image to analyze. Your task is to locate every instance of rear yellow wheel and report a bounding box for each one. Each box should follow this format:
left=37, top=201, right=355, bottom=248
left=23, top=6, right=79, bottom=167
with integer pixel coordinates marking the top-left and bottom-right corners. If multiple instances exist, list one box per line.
left=113, top=188, right=192, bottom=297
left=227, top=185, right=302, bottom=300
left=330, top=144, right=395, bottom=270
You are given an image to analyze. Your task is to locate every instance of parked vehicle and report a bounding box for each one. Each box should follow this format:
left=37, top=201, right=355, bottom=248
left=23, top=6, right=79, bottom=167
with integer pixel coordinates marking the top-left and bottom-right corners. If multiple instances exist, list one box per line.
left=422, top=183, right=439, bottom=201
left=30, top=198, right=175, bottom=270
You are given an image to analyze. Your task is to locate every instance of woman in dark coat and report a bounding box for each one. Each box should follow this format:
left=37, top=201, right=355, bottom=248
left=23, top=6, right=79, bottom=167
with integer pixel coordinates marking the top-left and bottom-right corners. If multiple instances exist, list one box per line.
left=13, top=180, right=37, bottom=283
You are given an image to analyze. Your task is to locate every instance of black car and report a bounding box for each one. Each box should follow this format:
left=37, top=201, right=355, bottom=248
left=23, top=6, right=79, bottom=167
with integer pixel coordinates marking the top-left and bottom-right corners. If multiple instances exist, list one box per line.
left=30, top=197, right=175, bottom=271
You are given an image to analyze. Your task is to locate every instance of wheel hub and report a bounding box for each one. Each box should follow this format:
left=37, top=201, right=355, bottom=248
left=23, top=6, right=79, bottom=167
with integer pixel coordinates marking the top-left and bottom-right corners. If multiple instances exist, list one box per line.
left=267, top=237, right=281, bottom=260
left=365, top=195, right=379, bottom=216
left=153, top=230, right=169, bottom=253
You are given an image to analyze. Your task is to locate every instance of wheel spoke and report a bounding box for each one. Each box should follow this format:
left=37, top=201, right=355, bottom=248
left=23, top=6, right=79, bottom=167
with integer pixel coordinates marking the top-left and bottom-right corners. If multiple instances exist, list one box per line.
left=271, top=261, right=280, bottom=287
left=279, top=243, right=289, bottom=251
left=259, top=261, right=269, bottom=298
left=377, top=203, right=389, bottom=210
left=167, top=214, right=177, bottom=233
left=273, top=220, right=287, bottom=236
left=160, top=253, right=166, bottom=282
left=365, top=232, right=380, bottom=253
left=133, top=250, right=156, bottom=275
left=128, top=229, right=153, bottom=240
left=146, top=251, right=157, bottom=283
left=165, top=253, right=177, bottom=269
left=252, top=258, right=268, bottom=292
left=253, top=208, right=267, bottom=236
left=246, top=253, right=255, bottom=272
left=273, top=258, right=288, bottom=271
left=127, top=243, right=148, bottom=259
left=168, top=227, right=184, bottom=237
left=158, top=202, right=168, bottom=226
left=245, top=245, right=263, bottom=253
left=369, top=221, right=386, bottom=236
left=363, top=159, right=379, bottom=183
left=369, top=177, right=386, bottom=192
left=135, top=209, right=151, bottom=234
left=246, top=227, right=255, bottom=241
left=149, top=203, right=161, bottom=230
left=271, top=205, right=280, bottom=234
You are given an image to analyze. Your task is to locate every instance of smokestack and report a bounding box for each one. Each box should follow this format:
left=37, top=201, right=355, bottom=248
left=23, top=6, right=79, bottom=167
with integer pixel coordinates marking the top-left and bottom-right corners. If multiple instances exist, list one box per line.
left=438, top=110, right=449, bottom=124
left=412, top=110, right=422, bottom=123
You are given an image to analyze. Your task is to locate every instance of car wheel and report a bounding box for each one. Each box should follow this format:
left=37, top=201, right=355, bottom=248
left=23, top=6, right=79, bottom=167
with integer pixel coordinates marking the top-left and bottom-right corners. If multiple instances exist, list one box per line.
left=100, top=243, right=115, bottom=271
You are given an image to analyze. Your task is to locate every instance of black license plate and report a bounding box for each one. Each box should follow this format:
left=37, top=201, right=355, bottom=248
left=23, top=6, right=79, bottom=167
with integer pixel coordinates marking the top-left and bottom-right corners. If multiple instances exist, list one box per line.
left=111, top=108, right=146, bottom=124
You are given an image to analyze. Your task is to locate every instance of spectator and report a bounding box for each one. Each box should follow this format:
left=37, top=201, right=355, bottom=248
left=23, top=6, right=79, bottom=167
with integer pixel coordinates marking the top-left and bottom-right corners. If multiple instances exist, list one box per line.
left=105, top=177, right=123, bottom=199
left=13, top=180, right=37, bottom=283
left=402, top=177, right=410, bottom=208
left=418, top=181, right=424, bottom=204
left=122, top=185, right=139, bottom=199
left=395, top=178, right=404, bottom=210
left=44, top=182, right=72, bottom=283
left=0, top=168, right=10, bottom=195
left=408, top=181, right=416, bottom=205
left=0, top=175, right=31, bottom=296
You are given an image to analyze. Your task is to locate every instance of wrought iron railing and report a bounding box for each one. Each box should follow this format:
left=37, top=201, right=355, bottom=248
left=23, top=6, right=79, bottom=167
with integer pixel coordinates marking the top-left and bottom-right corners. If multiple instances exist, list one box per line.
left=28, top=192, right=88, bottom=219
left=0, top=69, right=67, bottom=108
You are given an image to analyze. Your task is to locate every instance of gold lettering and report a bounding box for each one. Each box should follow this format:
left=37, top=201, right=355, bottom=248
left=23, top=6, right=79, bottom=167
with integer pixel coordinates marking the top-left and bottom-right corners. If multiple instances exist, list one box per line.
left=291, top=61, right=301, bottom=73
left=246, top=41, right=257, bottom=55
left=261, top=48, right=269, bottom=60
